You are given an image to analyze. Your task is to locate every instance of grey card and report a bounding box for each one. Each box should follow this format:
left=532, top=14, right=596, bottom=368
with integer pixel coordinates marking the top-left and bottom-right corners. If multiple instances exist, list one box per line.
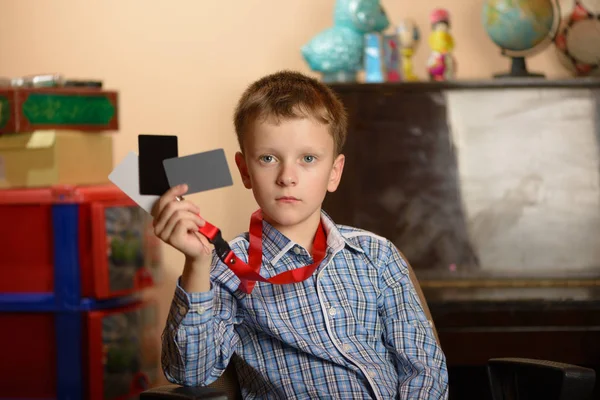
left=163, top=148, right=233, bottom=195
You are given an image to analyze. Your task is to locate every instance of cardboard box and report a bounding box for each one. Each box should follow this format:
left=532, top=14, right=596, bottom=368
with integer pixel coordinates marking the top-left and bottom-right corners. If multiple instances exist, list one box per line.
left=0, top=88, right=118, bottom=134
left=0, top=130, right=113, bottom=189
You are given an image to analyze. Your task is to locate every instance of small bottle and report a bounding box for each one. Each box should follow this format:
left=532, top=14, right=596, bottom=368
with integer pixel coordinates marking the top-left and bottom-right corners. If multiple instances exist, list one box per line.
left=364, top=33, right=385, bottom=83
left=382, top=31, right=402, bottom=82
left=397, top=18, right=421, bottom=81
left=426, top=9, right=456, bottom=81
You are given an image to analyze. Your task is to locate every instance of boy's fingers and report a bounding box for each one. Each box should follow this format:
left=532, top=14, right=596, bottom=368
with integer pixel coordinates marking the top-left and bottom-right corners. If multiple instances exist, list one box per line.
left=193, top=231, right=213, bottom=254
left=155, top=185, right=198, bottom=219
left=157, top=184, right=189, bottom=211
left=171, top=213, right=205, bottom=233
left=172, top=219, right=197, bottom=241
left=154, top=202, right=200, bottom=236
left=172, top=218, right=210, bottom=250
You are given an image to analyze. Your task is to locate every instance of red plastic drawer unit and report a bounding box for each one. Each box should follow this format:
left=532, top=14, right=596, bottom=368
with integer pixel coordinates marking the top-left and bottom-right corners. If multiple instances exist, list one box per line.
left=0, top=313, right=57, bottom=398
left=0, top=184, right=160, bottom=300
left=0, top=301, right=158, bottom=399
left=86, top=301, right=159, bottom=400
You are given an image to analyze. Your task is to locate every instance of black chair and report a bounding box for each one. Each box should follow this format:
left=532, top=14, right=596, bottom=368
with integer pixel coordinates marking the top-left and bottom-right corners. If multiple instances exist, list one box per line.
left=487, top=358, right=596, bottom=400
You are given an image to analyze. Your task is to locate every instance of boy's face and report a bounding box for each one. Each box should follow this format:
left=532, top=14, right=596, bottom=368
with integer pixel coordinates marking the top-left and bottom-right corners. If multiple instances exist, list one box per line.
left=235, top=117, right=345, bottom=233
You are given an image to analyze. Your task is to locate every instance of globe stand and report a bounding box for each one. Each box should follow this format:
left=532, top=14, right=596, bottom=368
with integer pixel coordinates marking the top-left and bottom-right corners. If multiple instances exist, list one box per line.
left=494, top=56, right=545, bottom=79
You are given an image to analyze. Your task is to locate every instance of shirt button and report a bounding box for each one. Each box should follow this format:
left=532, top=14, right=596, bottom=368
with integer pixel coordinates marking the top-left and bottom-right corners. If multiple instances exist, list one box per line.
left=342, top=343, right=351, bottom=352
left=178, top=305, right=187, bottom=315
left=368, top=370, right=377, bottom=378
left=195, top=306, right=206, bottom=314
left=328, top=307, right=337, bottom=317
left=293, top=247, right=302, bottom=255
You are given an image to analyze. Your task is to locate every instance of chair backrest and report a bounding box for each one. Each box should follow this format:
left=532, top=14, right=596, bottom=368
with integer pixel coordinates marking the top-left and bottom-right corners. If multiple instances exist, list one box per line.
left=404, top=258, right=440, bottom=343
left=488, top=358, right=596, bottom=400
left=208, top=361, right=242, bottom=400
left=207, top=260, right=437, bottom=399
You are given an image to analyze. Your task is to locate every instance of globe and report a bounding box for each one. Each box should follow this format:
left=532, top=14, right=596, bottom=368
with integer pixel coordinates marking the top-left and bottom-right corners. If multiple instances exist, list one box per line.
left=482, top=0, right=561, bottom=77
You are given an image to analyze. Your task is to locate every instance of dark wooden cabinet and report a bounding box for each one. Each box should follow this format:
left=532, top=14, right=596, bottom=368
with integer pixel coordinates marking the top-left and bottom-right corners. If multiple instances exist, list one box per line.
left=326, top=80, right=600, bottom=399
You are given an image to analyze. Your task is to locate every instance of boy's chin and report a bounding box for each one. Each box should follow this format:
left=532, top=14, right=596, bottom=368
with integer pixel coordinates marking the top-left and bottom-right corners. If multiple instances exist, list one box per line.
left=263, top=211, right=301, bottom=227
left=261, top=208, right=320, bottom=229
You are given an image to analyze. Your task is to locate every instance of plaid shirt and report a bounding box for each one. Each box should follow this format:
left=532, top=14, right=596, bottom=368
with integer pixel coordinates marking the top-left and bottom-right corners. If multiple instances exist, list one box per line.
left=162, top=211, right=448, bottom=399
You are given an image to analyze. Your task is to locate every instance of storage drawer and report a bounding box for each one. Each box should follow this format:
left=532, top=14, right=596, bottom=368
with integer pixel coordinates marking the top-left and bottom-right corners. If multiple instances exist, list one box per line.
left=0, top=184, right=159, bottom=302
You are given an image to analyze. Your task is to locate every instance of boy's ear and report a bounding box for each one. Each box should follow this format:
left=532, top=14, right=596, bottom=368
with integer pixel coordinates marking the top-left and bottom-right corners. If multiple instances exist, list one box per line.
left=235, top=151, right=252, bottom=189
left=327, top=154, right=345, bottom=193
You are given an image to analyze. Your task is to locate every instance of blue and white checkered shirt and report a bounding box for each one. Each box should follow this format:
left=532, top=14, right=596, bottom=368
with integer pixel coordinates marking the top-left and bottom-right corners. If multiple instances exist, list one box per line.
left=162, top=211, right=448, bottom=399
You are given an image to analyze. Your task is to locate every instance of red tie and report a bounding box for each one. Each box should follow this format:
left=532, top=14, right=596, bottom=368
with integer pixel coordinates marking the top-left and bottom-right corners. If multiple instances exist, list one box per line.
left=211, top=209, right=327, bottom=294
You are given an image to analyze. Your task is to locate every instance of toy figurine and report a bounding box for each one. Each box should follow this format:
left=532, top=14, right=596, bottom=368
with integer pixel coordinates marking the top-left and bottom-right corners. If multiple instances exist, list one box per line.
left=397, top=19, right=420, bottom=81
left=302, top=0, right=389, bottom=83
left=426, top=8, right=456, bottom=81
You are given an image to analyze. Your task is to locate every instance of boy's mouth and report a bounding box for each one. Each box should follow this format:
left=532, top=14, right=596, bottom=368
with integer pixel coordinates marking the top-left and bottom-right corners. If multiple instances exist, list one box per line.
left=276, top=196, right=300, bottom=202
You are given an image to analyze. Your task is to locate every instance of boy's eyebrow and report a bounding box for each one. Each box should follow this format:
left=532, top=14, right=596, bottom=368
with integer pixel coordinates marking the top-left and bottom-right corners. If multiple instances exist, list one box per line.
left=250, top=146, right=278, bottom=154
left=300, top=147, right=327, bottom=155
left=251, top=146, right=328, bottom=155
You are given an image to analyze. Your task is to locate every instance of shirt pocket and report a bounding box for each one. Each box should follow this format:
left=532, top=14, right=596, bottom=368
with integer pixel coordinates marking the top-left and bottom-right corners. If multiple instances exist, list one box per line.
left=327, top=257, right=383, bottom=340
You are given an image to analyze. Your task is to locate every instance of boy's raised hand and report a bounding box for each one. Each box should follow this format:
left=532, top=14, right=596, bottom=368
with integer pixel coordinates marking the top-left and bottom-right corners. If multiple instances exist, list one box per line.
left=152, top=184, right=213, bottom=260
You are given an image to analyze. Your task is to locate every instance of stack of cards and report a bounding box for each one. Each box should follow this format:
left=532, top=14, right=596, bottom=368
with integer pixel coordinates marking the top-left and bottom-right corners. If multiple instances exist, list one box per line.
left=108, top=134, right=233, bottom=215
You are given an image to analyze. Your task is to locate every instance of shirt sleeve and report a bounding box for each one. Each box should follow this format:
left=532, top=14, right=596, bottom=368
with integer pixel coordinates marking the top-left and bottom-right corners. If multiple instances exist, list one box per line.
left=378, top=241, right=449, bottom=399
left=161, top=252, right=243, bottom=387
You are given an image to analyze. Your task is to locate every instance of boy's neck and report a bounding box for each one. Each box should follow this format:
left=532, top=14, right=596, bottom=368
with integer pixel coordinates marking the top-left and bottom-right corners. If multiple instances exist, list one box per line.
left=266, top=210, right=323, bottom=254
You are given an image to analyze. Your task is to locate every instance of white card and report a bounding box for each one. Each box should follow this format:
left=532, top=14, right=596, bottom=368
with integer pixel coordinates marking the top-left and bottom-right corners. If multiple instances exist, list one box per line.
left=108, top=151, right=159, bottom=216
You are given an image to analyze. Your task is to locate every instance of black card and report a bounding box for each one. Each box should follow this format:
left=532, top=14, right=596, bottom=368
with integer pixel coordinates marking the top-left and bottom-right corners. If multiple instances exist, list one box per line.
left=138, top=134, right=178, bottom=195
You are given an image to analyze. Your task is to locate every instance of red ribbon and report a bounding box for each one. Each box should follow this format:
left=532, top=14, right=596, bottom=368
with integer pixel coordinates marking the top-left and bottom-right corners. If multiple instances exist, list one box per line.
left=221, top=209, right=327, bottom=294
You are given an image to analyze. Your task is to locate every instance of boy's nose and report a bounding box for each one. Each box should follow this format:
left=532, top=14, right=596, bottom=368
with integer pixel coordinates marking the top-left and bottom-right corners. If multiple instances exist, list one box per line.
left=277, top=165, right=297, bottom=186
left=279, top=176, right=296, bottom=186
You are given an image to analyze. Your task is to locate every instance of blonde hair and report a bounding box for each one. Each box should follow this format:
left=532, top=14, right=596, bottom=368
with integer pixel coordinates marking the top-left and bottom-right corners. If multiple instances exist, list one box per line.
left=234, top=70, right=348, bottom=155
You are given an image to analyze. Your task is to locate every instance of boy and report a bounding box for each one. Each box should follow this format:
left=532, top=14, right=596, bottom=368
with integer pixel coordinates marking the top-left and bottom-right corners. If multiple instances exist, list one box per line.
left=153, top=71, right=448, bottom=399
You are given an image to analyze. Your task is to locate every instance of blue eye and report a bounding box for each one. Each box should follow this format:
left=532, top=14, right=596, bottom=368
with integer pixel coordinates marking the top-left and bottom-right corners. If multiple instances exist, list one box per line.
left=260, top=155, right=275, bottom=163
left=303, top=155, right=316, bottom=163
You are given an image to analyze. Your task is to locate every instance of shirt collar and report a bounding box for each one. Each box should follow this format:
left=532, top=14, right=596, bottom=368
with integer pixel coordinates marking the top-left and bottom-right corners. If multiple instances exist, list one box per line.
left=261, top=210, right=364, bottom=267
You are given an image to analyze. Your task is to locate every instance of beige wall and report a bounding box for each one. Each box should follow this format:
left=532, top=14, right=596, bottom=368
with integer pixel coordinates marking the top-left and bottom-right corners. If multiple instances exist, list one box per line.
left=0, top=0, right=572, bottom=384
